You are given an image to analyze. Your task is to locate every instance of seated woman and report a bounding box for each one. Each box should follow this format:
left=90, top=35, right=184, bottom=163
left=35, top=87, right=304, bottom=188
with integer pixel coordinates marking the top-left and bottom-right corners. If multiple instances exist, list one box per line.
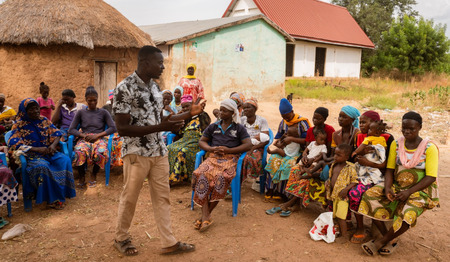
left=168, top=94, right=210, bottom=185
left=0, top=93, right=17, bottom=145
left=68, top=86, right=117, bottom=188
left=359, top=111, right=439, bottom=256
left=7, top=98, right=76, bottom=209
left=52, top=89, right=86, bottom=140
left=264, top=98, right=310, bottom=199
left=192, top=99, right=252, bottom=232
left=349, top=110, right=394, bottom=243
left=240, top=98, right=270, bottom=186
left=170, top=86, right=183, bottom=114
left=230, top=92, right=246, bottom=116
left=178, top=63, right=204, bottom=101
left=331, top=105, right=361, bottom=154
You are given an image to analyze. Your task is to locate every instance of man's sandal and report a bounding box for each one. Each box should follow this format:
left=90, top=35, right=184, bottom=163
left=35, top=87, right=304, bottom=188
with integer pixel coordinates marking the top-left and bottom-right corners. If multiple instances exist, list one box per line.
left=114, top=239, right=138, bottom=256
left=161, top=242, right=195, bottom=255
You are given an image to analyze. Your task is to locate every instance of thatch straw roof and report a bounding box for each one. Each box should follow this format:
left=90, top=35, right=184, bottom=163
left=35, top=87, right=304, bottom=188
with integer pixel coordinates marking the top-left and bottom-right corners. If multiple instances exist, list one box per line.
left=0, top=0, right=154, bottom=49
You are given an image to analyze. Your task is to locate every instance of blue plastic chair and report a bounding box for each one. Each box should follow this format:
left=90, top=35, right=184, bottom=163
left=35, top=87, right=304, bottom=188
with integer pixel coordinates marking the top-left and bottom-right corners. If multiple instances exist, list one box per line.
left=0, top=152, right=12, bottom=217
left=167, top=133, right=176, bottom=145
left=191, top=150, right=247, bottom=217
left=66, top=125, right=114, bottom=186
left=259, top=129, right=274, bottom=194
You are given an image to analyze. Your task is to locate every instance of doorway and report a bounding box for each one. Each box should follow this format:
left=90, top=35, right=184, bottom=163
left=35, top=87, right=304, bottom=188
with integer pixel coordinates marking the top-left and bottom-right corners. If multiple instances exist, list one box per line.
left=286, top=44, right=295, bottom=77
left=94, top=62, right=117, bottom=107
left=314, top=47, right=326, bottom=77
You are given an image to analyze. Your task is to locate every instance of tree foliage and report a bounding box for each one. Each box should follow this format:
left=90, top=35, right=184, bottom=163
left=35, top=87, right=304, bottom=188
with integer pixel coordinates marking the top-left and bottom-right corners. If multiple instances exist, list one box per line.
left=368, top=16, right=450, bottom=75
left=331, top=0, right=418, bottom=47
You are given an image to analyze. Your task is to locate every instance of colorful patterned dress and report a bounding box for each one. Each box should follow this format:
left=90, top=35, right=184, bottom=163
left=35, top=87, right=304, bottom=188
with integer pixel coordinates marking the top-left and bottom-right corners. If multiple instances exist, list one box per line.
left=168, top=118, right=202, bottom=183
left=358, top=139, right=439, bottom=232
left=178, top=78, right=204, bottom=101
left=7, top=98, right=76, bottom=204
left=285, top=164, right=328, bottom=207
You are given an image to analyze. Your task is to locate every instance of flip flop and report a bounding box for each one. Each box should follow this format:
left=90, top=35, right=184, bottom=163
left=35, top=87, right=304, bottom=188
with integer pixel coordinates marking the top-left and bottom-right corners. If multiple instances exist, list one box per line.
left=265, top=207, right=282, bottom=215
left=0, top=218, right=9, bottom=229
left=361, top=240, right=378, bottom=256
left=161, top=242, right=195, bottom=255
left=280, top=210, right=292, bottom=217
left=379, top=242, right=398, bottom=255
left=88, top=181, right=97, bottom=188
left=199, top=220, right=213, bottom=232
left=114, top=239, right=138, bottom=256
left=351, top=233, right=368, bottom=244
left=193, top=219, right=202, bottom=230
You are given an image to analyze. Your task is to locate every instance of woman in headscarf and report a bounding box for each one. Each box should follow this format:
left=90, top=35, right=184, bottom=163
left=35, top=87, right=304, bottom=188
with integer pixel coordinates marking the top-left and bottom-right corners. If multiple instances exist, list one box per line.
left=230, top=92, right=246, bottom=116
left=192, top=99, right=252, bottom=232
left=178, top=63, right=204, bottom=101
left=7, top=98, right=76, bottom=210
left=264, top=98, right=311, bottom=200
left=170, top=86, right=184, bottom=113
left=240, top=98, right=270, bottom=184
left=168, top=94, right=211, bottom=185
left=359, top=112, right=439, bottom=256
left=331, top=105, right=361, bottom=153
left=349, top=110, right=395, bottom=243
left=0, top=94, right=17, bottom=145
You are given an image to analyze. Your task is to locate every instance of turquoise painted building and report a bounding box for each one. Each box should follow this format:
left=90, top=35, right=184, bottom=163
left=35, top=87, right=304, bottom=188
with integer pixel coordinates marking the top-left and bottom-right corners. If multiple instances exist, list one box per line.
left=140, top=15, right=293, bottom=102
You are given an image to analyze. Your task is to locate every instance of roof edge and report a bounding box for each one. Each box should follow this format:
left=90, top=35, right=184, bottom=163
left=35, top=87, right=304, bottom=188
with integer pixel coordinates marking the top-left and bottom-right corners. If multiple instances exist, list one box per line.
left=158, top=14, right=294, bottom=45
left=293, top=36, right=375, bottom=49
left=222, top=0, right=237, bottom=17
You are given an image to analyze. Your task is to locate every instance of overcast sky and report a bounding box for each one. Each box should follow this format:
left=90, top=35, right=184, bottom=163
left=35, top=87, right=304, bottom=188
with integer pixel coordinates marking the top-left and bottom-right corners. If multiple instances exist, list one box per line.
left=104, top=0, right=450, bottom=38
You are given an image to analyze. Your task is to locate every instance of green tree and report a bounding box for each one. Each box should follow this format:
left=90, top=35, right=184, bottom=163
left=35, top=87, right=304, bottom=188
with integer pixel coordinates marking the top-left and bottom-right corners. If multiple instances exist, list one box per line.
left=369, top=15, right=450, bottom=74
left=331, top=0, right=417, bottom=47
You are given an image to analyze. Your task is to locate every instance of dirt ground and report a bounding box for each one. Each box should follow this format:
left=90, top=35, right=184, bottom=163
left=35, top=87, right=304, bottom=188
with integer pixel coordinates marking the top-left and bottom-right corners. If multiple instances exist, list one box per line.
left=1, top=99, right=449, bottom=262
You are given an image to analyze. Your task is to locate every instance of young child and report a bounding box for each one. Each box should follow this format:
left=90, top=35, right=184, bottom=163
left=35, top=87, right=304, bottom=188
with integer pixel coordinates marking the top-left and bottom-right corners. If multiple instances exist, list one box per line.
left=296, top=128, right=328, bottom=177
left=267, top=125, right=300, bottom=157
left=36, top=82, right=55, bottom=120
left=352, top=120, right=387, bottom=185
left=162, top=90, right=176, bottom=116
left=326, top=143, right=358, bottom=242
left=212, top=108, right=220, bottom=122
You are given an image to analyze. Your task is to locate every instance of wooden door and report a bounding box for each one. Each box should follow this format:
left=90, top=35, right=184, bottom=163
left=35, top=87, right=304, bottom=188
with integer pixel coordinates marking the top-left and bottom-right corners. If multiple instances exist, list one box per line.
left=314, top=47, right=326, bottom=77
left=94, top=62, right=117, bottom=107
left=285, top=44, right=295, bottom=77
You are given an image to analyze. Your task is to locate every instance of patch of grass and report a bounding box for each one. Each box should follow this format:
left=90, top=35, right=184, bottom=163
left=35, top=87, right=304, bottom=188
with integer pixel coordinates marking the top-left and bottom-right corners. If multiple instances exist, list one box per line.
left=285, top=79, right=369, bottom=101
left=362, top=96, right=398, bottom=110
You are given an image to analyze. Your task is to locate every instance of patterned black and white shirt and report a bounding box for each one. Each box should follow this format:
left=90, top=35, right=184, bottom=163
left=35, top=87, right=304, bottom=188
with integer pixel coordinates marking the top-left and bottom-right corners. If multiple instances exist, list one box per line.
left=113, top=71, right=167, bottom=157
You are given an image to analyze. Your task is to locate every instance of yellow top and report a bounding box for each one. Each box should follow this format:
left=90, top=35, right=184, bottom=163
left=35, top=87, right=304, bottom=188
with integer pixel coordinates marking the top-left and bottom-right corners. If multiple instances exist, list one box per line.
left=362, top=136, right=387, bottom=147
left=0, top=106, right=16, bottom=121
left=386, top=140, right=438, bottom=177
left=327, top=161, right=358, bottom=201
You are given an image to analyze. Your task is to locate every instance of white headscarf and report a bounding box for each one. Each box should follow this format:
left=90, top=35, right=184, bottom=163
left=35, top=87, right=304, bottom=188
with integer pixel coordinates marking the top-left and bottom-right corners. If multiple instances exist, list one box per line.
left=220, top=98, right=240, bottom=124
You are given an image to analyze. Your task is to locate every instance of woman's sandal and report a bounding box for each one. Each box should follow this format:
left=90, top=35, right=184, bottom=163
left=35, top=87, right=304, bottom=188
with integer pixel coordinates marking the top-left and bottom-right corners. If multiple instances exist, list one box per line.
left=378, top=242, right=398, bottom=255
left=193, top=219, right=202, bottom=230
left=199, top=220, right=213, bottom=232
left=351, top=232, right=368, bottom=244
left=279, top=210, right=292, bottom=217
left=265, top=207, right=282, bottom=215
left=48, top=201, right=64, bottom=210
left=361, top=240, right=378, bottom=256
left=88, top=181, right=97, bottom=188
left=161, top=241, right=195, bottom=255
left=114, top=239, right=138, bottom=256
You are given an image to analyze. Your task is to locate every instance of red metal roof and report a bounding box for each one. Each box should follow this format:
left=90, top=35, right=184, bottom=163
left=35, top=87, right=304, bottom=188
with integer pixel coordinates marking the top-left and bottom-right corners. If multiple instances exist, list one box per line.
left=223, top=0, right=375, bottom=49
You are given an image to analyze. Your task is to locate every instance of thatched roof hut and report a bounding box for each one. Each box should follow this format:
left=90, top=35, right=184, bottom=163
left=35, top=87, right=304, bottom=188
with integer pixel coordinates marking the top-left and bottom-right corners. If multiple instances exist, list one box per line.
left=0, top=0, right=154, bottom=109
left=0, top=0, right=154, bottom=49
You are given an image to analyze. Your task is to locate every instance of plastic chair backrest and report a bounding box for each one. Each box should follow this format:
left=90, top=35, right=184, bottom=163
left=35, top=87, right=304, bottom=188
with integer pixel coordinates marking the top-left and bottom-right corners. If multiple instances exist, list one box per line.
left=5, top=130, right=12, bottom=145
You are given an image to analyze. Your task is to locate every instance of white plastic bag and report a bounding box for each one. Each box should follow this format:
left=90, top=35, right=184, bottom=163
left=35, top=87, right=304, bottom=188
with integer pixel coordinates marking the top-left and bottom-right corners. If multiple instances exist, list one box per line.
left=309, top=212, right=336, bottom=243
left=2, top=224, right=32, bottom=240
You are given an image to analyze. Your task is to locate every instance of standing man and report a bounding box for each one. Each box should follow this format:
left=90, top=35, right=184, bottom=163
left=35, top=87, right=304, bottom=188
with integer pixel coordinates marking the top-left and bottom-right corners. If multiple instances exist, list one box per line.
left=113, top=46, right=201, bottom=256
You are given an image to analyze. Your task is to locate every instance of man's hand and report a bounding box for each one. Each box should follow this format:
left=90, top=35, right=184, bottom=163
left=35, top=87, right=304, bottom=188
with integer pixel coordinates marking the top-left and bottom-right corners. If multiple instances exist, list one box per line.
left=160, top=114, right=184, bottom=132
left=189, top=98, right=207, bottom=116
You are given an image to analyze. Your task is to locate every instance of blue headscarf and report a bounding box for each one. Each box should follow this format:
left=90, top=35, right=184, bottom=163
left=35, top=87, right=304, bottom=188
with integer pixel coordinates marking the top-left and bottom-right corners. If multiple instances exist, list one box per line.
left=279, top=98, right=293, bottom=114
left=7, top=98, right=62, bottom=152
left=341, top=105, right=361, bottom=128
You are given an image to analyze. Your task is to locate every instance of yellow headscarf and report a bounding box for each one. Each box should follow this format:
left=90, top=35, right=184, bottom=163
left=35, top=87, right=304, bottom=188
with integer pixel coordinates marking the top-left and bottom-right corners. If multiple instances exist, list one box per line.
left=184, top=63, right=197, bottom=79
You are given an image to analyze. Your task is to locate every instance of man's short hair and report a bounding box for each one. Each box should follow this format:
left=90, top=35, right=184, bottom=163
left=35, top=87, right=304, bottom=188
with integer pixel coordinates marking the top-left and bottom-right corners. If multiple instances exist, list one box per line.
left=138, top=46, right=162, bottom=62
